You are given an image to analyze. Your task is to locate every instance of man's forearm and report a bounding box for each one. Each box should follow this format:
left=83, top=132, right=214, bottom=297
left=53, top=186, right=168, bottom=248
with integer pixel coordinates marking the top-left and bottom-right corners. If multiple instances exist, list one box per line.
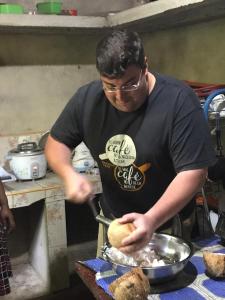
left=45, top=135, right=75, bottom=180
left=145, top=168, right=207, bottom=230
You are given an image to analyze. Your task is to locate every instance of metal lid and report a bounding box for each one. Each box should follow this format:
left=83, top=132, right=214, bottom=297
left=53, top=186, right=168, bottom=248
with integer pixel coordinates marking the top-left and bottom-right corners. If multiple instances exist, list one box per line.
left=38, top=130, right=50, bottom=150
left=9, top=142, right=44, bottom=156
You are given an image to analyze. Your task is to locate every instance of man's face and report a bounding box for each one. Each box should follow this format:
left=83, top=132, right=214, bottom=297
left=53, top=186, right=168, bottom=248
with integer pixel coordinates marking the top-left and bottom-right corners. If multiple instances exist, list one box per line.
left=101, top=65, right=148, bottom=112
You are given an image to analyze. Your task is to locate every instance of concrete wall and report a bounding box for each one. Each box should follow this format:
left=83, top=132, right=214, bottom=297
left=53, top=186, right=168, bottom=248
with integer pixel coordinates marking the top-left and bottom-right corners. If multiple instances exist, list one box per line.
left=142, top=18, right=225, bottom=83
left=142, top=17, right=225, bottom=149
left=0, top=64, right=98, bottom=134
left=1, top=15, right=225, bottom=137
left=0, top=0, right=136, bottom=136
left=0, top=33, right=100, bottom=136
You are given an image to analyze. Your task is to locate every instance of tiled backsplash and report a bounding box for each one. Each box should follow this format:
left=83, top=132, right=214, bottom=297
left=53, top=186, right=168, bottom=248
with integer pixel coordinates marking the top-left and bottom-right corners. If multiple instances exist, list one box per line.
left=0, top=132, right=44, bottom=168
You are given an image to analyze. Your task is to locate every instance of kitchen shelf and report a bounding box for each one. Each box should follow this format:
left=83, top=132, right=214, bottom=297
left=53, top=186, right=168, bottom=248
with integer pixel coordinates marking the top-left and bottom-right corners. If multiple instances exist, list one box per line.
left=0, top=14, right=108, bottom=34
left=108, top=0, right=225, bottom=32
left=0, top=0, right=225, bottom=34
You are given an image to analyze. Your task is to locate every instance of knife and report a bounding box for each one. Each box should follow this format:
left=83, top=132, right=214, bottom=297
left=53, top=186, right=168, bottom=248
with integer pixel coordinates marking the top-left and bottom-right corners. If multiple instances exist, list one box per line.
left=88, top=196, right=112, bottom=227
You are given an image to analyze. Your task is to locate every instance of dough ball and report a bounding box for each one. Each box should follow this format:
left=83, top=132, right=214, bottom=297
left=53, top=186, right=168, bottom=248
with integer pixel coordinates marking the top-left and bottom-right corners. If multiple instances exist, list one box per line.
left=108, top=219, right=135, bottom=248
left=203, top=251, right=225, bottom=277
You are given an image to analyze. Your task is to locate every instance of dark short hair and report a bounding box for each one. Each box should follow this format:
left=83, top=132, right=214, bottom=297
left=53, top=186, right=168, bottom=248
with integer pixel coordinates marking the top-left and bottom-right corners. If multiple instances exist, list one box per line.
left=96, top=30, right=145, bottom=78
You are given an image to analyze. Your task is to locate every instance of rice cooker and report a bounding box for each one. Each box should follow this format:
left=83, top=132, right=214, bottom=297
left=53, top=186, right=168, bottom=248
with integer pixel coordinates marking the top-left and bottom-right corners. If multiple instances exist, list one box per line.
left=7, top=142, right=47, bottom=180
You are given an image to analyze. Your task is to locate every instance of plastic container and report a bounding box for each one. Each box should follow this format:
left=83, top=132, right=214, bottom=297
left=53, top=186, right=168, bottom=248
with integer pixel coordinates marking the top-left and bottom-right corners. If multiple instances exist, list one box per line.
left=36, top=2, right=62, bottom=15
left=72, top=142, right=95, bottom=173
left=0, top=4, right=24, bottom=14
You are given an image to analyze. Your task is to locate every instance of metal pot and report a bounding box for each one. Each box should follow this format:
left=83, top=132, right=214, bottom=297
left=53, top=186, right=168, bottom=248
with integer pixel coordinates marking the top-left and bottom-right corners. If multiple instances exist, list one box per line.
left=102, top=233, right=193, bottom=284
left=7, top=142, right=47, bottom=180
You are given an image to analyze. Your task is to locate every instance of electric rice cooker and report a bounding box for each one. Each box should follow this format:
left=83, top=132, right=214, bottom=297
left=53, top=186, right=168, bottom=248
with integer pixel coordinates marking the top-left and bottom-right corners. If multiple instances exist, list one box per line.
left=7, top=142, right=47, bottom=180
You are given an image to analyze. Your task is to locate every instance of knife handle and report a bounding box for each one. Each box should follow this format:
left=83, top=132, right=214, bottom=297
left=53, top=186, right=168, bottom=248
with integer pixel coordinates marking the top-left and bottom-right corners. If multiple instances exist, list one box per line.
left=88, top=196, right=98, bottom=217
left=95, top=215, right=112, bottom=227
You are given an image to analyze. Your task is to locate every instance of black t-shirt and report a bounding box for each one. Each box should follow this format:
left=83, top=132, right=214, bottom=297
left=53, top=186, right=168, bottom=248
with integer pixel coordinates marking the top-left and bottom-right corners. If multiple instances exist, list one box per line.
left=51, top=73, right=216, bottom=220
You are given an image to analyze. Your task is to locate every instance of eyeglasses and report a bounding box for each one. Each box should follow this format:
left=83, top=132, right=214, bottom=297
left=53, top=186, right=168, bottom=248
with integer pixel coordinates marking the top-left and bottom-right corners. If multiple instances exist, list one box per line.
left=102, top=70, right=143, bottom=93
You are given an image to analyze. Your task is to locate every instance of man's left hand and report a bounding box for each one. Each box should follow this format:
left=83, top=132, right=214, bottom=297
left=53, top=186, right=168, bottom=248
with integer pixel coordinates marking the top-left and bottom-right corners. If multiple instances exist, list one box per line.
left=117, top=212, right=155, bottom=254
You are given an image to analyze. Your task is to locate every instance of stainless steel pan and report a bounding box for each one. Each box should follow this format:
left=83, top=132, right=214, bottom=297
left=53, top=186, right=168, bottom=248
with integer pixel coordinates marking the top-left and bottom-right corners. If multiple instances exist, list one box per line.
left=88, top=198, right=193, bottom=283
left=102, top=233, right=193, bottom=284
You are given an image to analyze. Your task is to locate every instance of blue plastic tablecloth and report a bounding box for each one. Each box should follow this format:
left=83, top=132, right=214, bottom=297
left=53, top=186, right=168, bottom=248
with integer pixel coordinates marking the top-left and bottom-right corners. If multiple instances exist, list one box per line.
left=84, top=236, right=225, bottom=300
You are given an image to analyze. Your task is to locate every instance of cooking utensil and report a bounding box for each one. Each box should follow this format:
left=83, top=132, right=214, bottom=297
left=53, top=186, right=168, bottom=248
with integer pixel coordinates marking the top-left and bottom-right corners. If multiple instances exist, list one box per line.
left=203, top=88, right=225, bottom=120
left=215, top=212, right=225, bottom=244
left=38, top=130, right=50, bottom=151
left=88, top=197, right=112, bottom=227
left=6, top=142, right=47, bottom=180
left=102, top=233, right=193, bottom=284
left=215, top=112, right=223, bottom=157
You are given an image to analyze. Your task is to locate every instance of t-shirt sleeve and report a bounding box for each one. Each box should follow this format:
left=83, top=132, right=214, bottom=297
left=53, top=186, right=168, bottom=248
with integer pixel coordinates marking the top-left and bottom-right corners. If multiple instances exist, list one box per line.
left=50, top=90, right=83, bottom=149
left=170, top=88, right=217, bottom=172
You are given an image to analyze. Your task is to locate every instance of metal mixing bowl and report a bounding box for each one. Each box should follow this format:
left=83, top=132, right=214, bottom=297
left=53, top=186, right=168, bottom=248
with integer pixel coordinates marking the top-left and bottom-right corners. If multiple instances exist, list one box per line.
left=102, top=233, right=193, bottom=284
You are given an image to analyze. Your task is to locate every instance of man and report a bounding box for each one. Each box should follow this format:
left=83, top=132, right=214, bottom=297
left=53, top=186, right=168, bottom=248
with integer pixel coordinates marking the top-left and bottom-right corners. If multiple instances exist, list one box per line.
left=0, top=180, right=15, bottom=295
left=45, top=30, right=216, bottom=254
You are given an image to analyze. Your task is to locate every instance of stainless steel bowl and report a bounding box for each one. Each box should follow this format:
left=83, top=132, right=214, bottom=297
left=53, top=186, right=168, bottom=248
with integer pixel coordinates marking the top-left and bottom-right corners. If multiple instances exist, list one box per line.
left=102, top=233, right=193, bottom=284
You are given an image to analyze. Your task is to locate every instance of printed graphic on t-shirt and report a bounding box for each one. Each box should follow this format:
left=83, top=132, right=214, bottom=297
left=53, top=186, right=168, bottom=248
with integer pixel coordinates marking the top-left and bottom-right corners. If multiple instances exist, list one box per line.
left=99, top=134, right=151, bottom=191
left=99, top=134, right=136, bottom=166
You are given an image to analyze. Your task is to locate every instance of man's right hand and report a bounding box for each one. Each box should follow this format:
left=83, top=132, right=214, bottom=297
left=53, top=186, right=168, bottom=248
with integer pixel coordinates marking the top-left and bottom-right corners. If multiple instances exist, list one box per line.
left=45, top=136, right=94, bottom=203
left=64, top=170, right=94, bottom=203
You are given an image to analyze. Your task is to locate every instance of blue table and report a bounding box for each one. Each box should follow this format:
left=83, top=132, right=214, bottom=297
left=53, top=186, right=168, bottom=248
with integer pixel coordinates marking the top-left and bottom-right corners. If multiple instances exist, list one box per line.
left=82, top=236, right=225, bottom=300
